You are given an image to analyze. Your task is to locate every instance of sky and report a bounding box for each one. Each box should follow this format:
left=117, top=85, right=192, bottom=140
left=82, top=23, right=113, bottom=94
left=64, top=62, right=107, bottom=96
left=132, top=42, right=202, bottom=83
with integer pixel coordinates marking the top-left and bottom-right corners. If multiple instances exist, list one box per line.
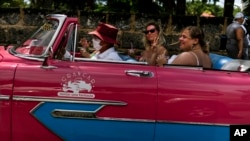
left=217, top=0, right=242, bottom=7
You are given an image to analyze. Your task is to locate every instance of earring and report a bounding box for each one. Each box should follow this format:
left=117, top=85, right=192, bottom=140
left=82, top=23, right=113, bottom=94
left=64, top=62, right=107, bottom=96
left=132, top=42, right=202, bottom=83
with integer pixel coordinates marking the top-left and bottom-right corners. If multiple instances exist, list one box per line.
left=191, top=44, right=195, bottom=50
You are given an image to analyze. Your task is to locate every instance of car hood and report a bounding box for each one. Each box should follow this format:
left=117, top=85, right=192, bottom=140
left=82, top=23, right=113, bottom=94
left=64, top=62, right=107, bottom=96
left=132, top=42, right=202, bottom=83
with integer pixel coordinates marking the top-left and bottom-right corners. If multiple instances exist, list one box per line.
left=0, top=46, right=46, bottom=70
left=0, top=46, right=20, bottom=63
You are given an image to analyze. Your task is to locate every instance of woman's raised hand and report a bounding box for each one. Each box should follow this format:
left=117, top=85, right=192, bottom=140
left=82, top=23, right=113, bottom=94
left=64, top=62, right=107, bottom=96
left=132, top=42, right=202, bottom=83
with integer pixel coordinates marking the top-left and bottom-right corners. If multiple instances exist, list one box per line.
left=151, top=36, right=159, bottom=49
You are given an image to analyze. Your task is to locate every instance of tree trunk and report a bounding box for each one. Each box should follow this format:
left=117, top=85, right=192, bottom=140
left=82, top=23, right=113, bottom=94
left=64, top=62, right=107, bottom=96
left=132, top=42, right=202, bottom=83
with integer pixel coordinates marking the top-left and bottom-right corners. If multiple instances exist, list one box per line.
left=137, top=0, right=154, bottom=13
left=162, top=0, right=176, bottom=15
left=176, top=0, right=186, bottom=16
left=223, top=0, right=235, bottom=18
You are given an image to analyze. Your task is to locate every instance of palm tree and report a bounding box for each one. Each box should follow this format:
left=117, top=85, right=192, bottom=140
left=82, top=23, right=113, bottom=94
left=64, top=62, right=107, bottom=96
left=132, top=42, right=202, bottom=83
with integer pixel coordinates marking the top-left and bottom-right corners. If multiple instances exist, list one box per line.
left=242, top=0, right=249, bottom=15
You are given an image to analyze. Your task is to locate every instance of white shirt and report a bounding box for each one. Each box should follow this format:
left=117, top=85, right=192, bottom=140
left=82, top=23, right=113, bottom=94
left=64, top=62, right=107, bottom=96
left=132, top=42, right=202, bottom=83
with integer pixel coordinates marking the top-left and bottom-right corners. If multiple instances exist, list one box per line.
left=241, top=25, right=250, bottom=46
left=91, top=47, right=122, bottom=61
left=168, top=55, right=177, bottom=64
left=247, top=34, right=250, bottom=46
left=64, top=50, right=73, bottom=60
left=241, top=25, right=247, bottom=34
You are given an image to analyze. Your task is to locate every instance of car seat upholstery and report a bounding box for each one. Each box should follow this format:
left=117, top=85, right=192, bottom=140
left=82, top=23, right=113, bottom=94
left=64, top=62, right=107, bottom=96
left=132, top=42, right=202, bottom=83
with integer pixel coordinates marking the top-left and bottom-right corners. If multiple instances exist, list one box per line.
left=118, top=53, right=137, bottom=62
left=209, top=53, right=233, bottom=69
left=221, top=60, right=250, bottom=71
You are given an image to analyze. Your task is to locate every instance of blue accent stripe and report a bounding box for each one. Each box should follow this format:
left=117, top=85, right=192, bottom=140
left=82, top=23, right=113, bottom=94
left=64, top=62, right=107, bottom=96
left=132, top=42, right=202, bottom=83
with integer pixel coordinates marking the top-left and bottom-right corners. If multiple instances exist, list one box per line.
left=32, top=102, right=155, bottom=141
left=32, top=102, right=230, bottom=141
left=155, top=123, right=229, bottom=141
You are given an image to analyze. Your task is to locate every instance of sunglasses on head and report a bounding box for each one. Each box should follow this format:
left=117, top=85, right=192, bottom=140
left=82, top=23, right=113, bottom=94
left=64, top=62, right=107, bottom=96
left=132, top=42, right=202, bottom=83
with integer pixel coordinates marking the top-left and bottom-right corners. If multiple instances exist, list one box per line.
left=144, top=29, right=156, bottom=34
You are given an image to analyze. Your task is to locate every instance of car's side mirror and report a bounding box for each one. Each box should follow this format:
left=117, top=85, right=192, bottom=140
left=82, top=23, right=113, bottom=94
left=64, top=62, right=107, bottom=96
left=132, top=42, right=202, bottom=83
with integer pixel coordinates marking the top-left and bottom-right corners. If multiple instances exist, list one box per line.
left=42, top=55, right=49, bottom=66
left=41, top=47, right=57, bottom=69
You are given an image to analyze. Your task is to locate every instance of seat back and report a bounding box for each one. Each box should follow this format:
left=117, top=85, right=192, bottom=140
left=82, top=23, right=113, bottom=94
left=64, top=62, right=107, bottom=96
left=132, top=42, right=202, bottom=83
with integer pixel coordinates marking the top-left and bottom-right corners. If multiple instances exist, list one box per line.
left=118, top=54, right=137, bottom=62
left=209, top=53, right=233, bottom=69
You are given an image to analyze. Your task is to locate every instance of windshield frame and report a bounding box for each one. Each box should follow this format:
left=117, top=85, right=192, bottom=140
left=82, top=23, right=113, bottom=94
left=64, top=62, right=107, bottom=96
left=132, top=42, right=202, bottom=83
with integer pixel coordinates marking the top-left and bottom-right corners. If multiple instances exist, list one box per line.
left=9, top=14, right=67, bottom=61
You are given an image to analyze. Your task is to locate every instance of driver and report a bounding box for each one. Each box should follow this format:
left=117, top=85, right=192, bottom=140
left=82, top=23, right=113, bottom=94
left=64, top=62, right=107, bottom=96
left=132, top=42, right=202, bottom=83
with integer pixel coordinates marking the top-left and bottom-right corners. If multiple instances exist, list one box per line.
left=80, top=22, right=122, bottom=61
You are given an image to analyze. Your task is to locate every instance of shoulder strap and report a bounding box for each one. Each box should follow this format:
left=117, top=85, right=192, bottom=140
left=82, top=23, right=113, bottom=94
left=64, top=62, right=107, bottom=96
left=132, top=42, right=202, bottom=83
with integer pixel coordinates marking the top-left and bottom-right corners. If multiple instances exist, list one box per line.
left=190, top=51, right=199, bottom=66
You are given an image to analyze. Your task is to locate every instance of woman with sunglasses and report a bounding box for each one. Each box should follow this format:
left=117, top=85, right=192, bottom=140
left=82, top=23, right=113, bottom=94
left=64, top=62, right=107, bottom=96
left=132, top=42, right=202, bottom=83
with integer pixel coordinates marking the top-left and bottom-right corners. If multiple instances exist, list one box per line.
left=139, top=22, right=168, bottom=66
left=171, top=26, right=212, bottom=68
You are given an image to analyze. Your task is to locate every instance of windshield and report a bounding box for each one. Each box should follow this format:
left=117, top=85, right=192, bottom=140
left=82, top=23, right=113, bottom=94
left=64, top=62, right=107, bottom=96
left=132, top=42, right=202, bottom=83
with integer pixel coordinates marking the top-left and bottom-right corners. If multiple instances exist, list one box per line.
left=12, top=19, right=59, bottom=56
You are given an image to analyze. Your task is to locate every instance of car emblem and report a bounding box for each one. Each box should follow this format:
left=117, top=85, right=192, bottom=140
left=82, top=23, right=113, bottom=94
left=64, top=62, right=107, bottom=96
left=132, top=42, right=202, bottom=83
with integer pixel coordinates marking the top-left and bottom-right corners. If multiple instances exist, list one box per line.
left=57, top=72, right=96, bottom=98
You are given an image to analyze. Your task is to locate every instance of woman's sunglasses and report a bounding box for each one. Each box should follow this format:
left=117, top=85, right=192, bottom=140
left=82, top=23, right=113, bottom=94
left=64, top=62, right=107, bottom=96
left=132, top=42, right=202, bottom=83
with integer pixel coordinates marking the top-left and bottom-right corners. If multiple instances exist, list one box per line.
left=143, top=29, right=156, bottom=34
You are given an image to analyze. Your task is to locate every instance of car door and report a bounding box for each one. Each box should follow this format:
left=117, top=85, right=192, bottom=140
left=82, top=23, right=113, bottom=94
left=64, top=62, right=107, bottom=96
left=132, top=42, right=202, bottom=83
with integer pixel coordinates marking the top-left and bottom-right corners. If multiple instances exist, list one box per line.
left=0, top=63, right=16, bottom=141
left=12, top=59, right=157, bottom=141
left=155, top=66, right=250, bottom=141
left=11, top=22, right=157, bottom=141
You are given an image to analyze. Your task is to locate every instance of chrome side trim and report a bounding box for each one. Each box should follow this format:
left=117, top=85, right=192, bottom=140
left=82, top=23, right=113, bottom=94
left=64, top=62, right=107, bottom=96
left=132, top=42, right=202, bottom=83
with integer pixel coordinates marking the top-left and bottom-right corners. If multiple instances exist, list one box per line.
left=165, top=65, right=203, bottom=70
left=51, top=105, right=104, bottom=119
left=51, top=104, right=105, bottom=119
left=13, top=95, right=127, bottom=106
left=99, top=117, right=155, bottom=123
left=0, top=95, right=10, bottom=100
left=157, top=120, right=230, bottom=127
left=13, top=96, right=229, bottom=126
left=31, top=101, right=155, bottom=122
left=52, top=109, right=97, bottom=119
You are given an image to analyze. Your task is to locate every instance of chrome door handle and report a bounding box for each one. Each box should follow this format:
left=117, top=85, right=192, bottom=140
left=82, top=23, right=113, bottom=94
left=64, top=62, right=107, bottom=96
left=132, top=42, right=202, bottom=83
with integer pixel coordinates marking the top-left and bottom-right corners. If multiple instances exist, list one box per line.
left=125, top=70, right=154, bottom=77
left=40, top=65, right=58, bottom=69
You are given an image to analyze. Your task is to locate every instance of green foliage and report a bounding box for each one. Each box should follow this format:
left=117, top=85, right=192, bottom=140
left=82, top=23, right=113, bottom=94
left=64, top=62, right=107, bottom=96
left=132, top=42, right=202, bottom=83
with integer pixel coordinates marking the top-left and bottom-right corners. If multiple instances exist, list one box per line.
left=186, top=1, right=224, bottom=16
left=0, top=0, right=249, bottom=17
left=242, top=0, right=250, bottom=16
left=95, top=0, right=131, bottom=12
left=94, top=0, right=166, bottom=14
left=0, top=0, right=29, bottom=8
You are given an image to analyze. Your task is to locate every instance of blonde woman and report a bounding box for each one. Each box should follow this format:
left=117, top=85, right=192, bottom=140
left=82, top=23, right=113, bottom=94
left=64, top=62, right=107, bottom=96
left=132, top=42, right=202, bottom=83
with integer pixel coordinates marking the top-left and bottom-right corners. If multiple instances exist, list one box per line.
left=139, top=22, right=168, bottom=66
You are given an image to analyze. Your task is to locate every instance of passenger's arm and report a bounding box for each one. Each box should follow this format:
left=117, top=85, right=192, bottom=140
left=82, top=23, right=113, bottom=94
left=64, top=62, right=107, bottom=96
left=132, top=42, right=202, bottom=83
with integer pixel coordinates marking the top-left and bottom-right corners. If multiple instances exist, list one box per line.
left=156, top=47, right=168, bottom=67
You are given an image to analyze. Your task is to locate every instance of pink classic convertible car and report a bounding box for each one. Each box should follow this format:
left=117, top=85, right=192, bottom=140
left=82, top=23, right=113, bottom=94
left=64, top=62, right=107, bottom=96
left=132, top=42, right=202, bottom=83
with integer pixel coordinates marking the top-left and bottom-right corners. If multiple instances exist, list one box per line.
left=0, top=14, right=250, bottom=141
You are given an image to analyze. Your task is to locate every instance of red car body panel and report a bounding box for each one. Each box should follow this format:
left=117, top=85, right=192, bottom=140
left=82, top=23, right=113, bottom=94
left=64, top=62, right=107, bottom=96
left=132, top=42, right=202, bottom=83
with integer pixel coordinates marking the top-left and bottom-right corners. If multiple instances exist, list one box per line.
left=0, top=63, right=16, bottom=141
left=157, top=67, right=250, bottom=124
left=10, top=61, right=157, bottom=141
